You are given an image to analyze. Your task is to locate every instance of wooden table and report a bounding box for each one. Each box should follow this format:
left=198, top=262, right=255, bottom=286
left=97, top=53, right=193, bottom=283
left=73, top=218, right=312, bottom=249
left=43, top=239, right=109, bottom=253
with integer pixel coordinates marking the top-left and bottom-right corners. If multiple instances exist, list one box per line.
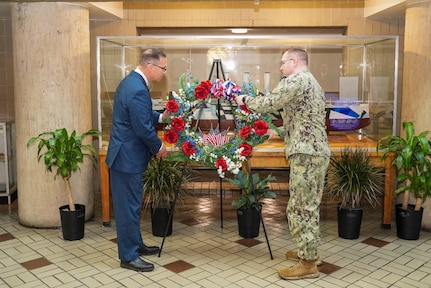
left=99, top=133, right=395, bottom=228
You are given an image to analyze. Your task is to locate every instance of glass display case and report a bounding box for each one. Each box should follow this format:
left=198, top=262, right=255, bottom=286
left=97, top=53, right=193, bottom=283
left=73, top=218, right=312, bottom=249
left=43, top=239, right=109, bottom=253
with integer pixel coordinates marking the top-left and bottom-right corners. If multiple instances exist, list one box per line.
left=0, top=118, right=17, bottom=204
left=97, top=34, right=398, bottom=149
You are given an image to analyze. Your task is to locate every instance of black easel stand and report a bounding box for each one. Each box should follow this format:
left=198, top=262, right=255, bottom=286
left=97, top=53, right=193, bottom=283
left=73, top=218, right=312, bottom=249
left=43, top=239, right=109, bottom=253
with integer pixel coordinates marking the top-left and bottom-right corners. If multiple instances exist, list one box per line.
left=158, top=161, right=189, bottom=257
left=208, top=59, right=225, bottom=228
left=243, top=160, right=274, bottom=260
left=159, top=59, right=272, bottom=259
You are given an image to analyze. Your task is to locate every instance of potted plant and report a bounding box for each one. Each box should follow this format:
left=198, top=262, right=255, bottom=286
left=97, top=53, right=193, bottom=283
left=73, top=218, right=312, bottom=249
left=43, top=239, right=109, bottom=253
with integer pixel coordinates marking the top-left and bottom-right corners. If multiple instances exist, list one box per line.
left=142, top=155, right=194, bottom=237
left=226, top=170, right=277, bottom=238
left=325, top=147, right=384, bottom=239
left=377, top=121, right=431, bottom=240
left=26, top=127, right=101, bottom=240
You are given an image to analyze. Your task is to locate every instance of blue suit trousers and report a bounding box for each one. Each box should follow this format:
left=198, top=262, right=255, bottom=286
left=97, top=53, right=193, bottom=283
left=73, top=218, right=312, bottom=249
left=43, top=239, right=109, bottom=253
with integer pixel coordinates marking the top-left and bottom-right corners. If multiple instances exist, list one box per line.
left=110, top=168, right=145, bottom=261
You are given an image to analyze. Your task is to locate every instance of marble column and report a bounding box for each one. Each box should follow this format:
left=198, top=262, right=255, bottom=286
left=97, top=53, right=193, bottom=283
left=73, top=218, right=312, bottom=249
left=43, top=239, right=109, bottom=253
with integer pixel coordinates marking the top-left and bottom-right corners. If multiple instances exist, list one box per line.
left=11, top=3, right=93, bottom=227
left=401, top=0, right=431, bottom=229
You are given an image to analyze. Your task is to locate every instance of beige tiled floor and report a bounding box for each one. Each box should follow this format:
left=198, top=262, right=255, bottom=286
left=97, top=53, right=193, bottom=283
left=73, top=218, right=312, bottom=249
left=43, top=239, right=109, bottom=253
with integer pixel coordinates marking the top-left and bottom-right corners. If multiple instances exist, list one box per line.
left=1, top=170, right=431, bottom=288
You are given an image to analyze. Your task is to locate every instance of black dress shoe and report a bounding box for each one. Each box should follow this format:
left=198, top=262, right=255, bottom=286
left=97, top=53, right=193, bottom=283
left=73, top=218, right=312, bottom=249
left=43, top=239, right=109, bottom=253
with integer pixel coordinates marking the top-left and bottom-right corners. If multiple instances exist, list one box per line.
left=120, top=257, right=154, bottom=272
left=137, top=244, right=160, bottom=256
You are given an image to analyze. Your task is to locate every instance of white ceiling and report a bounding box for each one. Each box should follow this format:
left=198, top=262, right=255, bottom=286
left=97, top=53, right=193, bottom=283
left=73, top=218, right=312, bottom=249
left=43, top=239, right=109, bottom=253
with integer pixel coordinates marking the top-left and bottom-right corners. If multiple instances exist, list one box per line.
left=0, top=1, right=406, bottom=21
left=0, top=2, right=122, bottom=19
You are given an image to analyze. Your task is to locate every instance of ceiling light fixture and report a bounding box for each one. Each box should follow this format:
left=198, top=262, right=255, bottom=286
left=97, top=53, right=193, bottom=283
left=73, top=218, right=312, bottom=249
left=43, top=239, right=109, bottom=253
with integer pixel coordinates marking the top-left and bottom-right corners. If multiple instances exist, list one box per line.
left=254, top=0, right=260, bottom=5
left=231, top=28, right=248, bottom=34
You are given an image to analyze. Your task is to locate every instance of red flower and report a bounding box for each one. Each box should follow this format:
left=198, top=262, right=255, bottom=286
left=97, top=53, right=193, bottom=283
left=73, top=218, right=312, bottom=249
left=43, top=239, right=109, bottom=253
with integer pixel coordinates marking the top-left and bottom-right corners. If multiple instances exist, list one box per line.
left=171, top=117, right=185, bottom=132
left=182, top=141, right=197, bottom=156
left=239, top=143, right=252, bottom=156
left=195, top=80, right=212, bottom=100
left=240, top=105, right=252, bottom=114
left=240, top=126, right=253, bottom=139
left=165, top=100, right=179, bottom=112
left=253, top=120, right=269, bottom=135
left=215, top=157, right=227, bottom=171
left=164, top=130, right=178, bottom=144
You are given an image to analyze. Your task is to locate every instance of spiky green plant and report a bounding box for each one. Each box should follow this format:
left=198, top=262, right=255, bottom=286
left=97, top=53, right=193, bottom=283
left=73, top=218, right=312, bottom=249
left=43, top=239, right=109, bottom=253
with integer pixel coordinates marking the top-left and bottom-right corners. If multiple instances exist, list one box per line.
left=326, top=147, right=384, bottom=209
left=142, top=155, right=194, bottom=211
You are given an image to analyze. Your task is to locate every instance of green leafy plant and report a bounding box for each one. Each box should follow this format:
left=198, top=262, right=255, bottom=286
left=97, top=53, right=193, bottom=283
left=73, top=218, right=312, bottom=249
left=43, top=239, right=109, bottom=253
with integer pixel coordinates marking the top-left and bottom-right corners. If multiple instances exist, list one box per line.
left=377, top=121, right=431, bottom=210
left=326, top=147, right=384, bottom=209
left=27, top=128, right=101, bottom=211
left=142, top=155, right=194, bottom=210
left=227, top=170, right=277, bottom=210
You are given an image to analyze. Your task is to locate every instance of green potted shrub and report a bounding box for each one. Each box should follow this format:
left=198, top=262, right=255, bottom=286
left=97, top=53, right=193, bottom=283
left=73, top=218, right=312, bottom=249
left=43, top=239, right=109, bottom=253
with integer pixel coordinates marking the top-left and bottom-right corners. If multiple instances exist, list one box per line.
left=26, top=128, right=101, bottom=240
left=226, top=170, right=277, bottom=238
left=325, top=147, right=384, bottom=239
left=142, top=155, right=194, bottom=237
left=377, top=121, right=431, bottom=239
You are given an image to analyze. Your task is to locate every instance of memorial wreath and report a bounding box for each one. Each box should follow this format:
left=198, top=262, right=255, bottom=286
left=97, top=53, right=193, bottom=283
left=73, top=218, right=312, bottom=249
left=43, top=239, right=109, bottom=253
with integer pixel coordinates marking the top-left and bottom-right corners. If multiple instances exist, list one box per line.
left=163, top=73, right=278, bottom=178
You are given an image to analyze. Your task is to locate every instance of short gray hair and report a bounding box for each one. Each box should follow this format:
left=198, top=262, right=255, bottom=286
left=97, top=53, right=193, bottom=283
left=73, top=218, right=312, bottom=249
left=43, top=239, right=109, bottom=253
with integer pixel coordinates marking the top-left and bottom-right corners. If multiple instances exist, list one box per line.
left=284, top=47, right=308, bottom=65
left=139, top=48, right=166, bottom=65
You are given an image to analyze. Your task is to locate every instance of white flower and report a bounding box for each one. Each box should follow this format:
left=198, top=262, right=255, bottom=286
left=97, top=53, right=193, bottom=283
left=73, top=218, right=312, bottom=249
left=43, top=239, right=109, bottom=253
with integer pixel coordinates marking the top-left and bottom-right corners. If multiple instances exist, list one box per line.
left=217, top=166, right=225, bottom=178
left=231, top=167, right=240, bottom=174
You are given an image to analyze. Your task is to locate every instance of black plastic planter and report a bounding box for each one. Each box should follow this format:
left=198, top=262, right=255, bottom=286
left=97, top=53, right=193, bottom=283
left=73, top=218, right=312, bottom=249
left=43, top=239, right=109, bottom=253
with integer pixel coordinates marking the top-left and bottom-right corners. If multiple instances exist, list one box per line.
left=151, top=206, right=173, bottom=237
left=237, top=207, right=260, bottom=238
left=337, top=205, right=363, bottom=239
left=59, top=204, right=85, bottom=241
left=395, top=204, right=423, bottom=240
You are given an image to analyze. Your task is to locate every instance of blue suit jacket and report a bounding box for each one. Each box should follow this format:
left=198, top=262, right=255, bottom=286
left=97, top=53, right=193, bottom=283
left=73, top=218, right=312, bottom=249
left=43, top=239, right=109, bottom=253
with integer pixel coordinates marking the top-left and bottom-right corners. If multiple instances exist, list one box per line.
left=106, top=70, right=162, bottom=174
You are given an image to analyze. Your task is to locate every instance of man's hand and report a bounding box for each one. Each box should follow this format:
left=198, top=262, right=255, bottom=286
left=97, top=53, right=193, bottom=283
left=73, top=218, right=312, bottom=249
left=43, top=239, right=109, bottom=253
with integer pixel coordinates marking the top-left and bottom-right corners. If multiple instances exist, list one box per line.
left=156, top=145, right=168, bottom=159
left=161, top=109, right=171, bottom=121
left=235, top=95, right=247, bottom=106
left=265, top=129, right=278, bottom=139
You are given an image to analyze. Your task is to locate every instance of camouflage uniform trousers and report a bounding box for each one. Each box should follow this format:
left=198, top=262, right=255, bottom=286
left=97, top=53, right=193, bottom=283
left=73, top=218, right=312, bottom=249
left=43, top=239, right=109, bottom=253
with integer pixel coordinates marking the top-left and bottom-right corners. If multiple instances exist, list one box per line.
left=287, top=153, right=329, bottom=261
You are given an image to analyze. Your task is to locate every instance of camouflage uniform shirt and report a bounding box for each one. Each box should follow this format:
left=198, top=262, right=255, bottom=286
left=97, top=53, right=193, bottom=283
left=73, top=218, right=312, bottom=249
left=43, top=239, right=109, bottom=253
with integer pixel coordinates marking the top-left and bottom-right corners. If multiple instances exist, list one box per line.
left=246, top=70, right=330, bottom=158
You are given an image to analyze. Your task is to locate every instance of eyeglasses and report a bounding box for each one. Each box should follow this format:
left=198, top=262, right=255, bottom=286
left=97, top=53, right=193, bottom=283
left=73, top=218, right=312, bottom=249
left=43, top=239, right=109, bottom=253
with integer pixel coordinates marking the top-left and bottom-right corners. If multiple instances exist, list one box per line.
left=148, top=63, right=167, bottom=72
left=280, top=58, right=295, bottom=65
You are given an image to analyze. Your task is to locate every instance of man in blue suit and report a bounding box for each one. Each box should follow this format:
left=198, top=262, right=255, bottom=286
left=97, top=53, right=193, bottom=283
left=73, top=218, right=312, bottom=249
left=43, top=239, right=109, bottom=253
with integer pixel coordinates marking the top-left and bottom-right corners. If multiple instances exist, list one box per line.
left=106, top=48, right=170, bottom=272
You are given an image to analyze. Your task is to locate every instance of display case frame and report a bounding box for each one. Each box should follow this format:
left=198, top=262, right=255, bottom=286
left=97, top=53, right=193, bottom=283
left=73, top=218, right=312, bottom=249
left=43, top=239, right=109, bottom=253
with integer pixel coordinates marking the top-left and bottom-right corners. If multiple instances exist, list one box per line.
left=97, top=34, right=399, bottom=149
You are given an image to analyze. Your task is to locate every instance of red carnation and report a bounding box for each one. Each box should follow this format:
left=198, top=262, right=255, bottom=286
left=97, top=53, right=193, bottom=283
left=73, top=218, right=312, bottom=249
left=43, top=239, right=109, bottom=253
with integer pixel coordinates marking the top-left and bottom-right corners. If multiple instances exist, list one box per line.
left=182, top=141, right=197, bottom=156
left=239, top=143, right=252, bottom=156
left=171, top=117, right=185, bottom=132
left=240, top=105, right=252, bottom=114
left=195, top=80, right=212, bottom=100
left=165, top=99, right=179, bottom=112
left=253, top=120, right=269, bottom=135
left=215, top=157, right=228, bottom=171
left=240, top=126, right=253, bottom=139
left=164, top=130, right=178, bottom=144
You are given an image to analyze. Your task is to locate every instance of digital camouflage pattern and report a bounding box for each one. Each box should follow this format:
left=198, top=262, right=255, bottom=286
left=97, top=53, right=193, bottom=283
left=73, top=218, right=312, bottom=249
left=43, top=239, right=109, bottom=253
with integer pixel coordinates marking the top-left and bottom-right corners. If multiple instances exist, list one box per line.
left=288, top=154, right=329, bottom=260
left=246, top=69, right=330, bottom=261
left=245, top=70, right=330, bottom=158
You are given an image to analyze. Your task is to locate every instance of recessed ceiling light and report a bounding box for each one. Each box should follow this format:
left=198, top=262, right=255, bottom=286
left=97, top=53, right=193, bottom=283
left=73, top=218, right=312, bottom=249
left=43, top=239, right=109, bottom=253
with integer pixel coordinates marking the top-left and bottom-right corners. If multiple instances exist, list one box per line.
left=231, top=28, right=248, bottom=34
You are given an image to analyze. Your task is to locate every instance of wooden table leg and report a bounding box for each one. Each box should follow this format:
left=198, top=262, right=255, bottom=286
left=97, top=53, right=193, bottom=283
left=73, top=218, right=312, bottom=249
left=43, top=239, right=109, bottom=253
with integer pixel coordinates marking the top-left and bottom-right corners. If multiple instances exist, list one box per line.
left=99, top=153, right=111, bottom=227
left=382, top=156, right=395, bottom=229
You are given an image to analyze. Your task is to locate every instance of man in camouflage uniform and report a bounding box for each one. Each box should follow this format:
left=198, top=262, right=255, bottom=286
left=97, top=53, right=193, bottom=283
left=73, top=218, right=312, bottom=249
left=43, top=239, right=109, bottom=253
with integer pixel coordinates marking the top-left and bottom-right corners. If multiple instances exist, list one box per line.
left=236, top=47, right=330, bottom=280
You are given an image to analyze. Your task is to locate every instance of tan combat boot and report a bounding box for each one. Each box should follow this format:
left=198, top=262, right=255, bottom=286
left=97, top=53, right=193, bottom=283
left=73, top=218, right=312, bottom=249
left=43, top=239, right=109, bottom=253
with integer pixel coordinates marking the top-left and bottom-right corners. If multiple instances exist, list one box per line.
left=285, top=250, right=323, bottom=266
left=278, top=259, right=319, bottom=280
